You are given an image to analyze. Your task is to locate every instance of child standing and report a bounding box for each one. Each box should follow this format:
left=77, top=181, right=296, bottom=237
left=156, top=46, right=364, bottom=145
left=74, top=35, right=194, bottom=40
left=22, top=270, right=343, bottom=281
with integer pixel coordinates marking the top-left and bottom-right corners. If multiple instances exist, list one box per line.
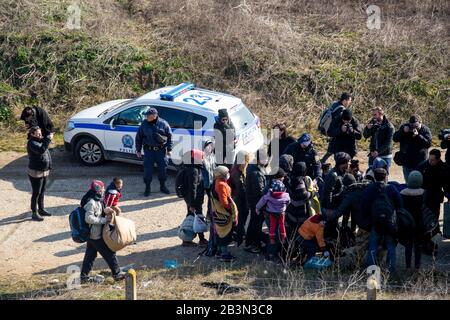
left=104, top=177, right=123, bottom=216
left=256, top=180, right=290, bottom=262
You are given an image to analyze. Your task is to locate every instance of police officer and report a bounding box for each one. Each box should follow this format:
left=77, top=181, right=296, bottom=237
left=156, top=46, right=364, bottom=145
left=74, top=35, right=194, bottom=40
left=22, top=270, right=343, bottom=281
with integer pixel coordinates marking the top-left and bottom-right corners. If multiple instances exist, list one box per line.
left=135, top=108, right=173, bottom=196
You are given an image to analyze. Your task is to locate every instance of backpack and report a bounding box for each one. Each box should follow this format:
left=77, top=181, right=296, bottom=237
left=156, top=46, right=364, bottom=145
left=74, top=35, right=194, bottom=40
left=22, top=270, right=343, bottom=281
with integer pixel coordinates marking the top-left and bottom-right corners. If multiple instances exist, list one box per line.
left=69, top=207, right=90, bottom=243
left=318, top=102, right=345, bottom=136
left=175, top=167, right=187, bottom=198
left=396, top=208, right=416, bottom=245
left=371, top=185, right=398, bottom=235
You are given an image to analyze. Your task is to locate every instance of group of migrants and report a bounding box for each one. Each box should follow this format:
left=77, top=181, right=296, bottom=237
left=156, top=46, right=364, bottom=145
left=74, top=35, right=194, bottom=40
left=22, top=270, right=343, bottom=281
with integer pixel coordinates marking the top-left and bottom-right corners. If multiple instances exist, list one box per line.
left=20, top=92, right=450, bottom=281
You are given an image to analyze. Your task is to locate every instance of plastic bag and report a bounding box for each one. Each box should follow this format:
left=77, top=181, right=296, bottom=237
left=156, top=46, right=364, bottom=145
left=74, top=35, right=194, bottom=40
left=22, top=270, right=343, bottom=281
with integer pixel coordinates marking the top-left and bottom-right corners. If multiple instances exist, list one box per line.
left=178, top=215, right=195, bottom=241
left=193, top=214, right=209, bottom=233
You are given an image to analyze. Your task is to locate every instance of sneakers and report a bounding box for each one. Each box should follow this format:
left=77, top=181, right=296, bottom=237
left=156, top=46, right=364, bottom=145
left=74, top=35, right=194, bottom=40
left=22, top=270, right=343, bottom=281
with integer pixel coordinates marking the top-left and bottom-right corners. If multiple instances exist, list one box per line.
left=113, top=271, right=126, bottom=281
left=38, top=209, right=52, bottom=217
left=31, top=211, right=44, bottom=222
left=220, top=254, right=236, bottom=263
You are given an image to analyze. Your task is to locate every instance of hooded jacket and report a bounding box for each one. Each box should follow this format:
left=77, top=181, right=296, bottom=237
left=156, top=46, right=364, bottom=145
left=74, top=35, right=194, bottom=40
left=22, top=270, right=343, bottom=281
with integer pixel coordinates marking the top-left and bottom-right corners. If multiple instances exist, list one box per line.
left=27, top=136, right=52, bottom=172
left=21, top=106, right=55, bottom=137
left=282, top=142, right=321, bottom=179
left=393, top=124, right=432, bottom=169
left=255, top=191, right=290, bottom=214
left=245, top=164, right=267, bottom=206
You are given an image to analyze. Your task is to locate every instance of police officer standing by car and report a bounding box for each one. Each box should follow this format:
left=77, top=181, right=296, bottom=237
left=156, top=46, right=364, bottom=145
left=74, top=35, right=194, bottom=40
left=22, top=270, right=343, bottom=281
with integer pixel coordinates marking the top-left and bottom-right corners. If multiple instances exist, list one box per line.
left=135, top=108, right=173, bottom=196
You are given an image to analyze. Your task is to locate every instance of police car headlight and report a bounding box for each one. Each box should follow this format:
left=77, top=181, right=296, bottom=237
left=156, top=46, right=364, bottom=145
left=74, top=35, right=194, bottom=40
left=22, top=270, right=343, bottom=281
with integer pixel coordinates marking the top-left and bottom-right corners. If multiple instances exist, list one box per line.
left=65, top=121, right=75, bottom=132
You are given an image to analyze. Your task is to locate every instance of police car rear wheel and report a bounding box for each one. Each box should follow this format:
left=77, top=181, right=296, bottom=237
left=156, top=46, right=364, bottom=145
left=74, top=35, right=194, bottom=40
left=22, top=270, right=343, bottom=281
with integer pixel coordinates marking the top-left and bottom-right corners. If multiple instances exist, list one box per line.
left=75, top=138, right=104, bottom=166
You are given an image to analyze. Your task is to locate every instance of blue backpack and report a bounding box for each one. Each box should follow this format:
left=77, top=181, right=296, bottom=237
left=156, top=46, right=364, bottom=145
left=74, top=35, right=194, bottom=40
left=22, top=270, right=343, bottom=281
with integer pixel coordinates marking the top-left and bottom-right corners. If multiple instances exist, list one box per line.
left=69, top=207, right=90, bottom=243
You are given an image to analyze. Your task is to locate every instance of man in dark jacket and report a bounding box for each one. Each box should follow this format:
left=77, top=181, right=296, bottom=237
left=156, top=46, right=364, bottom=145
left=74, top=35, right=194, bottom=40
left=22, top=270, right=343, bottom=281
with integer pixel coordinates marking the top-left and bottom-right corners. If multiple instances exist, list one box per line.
left=393, top=115, right=432, bottom=182
left=321, top=93, right=353, bottom=163
left=440, top=129, right=450, bottom=165
left=214, top=109, right=236, bottom=167
left=321, top=152, right=351, bottom=240
left=245, top=149, right=268, bottom=253
left=20, top=105, right=55, bottom=137
left=363, top=106, right=395, bottom=172
left=268, top=123, right=296, bottom=158
left=182, top=149, right=208, bottom=247
left=27, top=126, right=53, bottom=221
left=282, top=133, right=321, bottom=179
left=362, top=168, right=403, bottom=274
left=328, top=109, right=362, bottom=159
left=417, top=149, right=449, bottom=221
left=136, top=108, right=173, bottom=196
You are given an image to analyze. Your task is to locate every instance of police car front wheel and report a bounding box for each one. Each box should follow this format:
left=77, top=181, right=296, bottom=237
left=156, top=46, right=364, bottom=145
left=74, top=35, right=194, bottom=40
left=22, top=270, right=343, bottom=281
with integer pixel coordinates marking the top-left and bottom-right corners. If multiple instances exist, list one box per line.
left=75, top=138, right=104, bottom=166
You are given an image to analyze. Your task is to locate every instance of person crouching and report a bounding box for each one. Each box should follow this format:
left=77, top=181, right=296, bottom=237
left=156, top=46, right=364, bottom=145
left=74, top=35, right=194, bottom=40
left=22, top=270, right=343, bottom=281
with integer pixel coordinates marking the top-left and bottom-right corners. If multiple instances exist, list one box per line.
left=298, top=214, right=330, bottom=263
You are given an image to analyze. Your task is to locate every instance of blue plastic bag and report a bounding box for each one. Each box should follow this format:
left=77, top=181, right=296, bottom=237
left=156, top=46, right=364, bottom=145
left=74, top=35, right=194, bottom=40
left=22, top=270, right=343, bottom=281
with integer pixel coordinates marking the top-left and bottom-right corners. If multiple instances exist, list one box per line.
left=303, top=256, right=332, bottom=270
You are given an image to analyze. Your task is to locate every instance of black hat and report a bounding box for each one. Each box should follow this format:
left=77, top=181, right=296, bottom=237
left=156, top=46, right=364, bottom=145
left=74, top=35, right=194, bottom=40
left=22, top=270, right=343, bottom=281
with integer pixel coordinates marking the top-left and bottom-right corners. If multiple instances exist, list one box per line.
left=342, top=109, right=353, bottom=121
left=218, top=109, right=229, bottom=119
left=342, top=173, right=357, bottom=187
left=334, top=152, right=351, bottom=166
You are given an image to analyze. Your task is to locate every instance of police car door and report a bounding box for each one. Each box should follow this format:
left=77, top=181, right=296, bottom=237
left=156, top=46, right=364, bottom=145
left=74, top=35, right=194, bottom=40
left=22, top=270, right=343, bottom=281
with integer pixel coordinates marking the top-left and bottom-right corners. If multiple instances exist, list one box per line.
left=104, top=105, right=150, bottom=160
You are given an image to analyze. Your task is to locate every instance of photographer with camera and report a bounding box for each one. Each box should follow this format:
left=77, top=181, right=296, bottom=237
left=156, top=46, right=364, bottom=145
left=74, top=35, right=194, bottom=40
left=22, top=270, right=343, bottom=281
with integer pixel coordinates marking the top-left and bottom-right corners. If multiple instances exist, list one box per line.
left=328, top=109, right=362, bottom=159
left=363, top=106, right=395, bottom=172
left=439, top=129, right=450, bottom=166
left=393, top=115, right=432, bottom=182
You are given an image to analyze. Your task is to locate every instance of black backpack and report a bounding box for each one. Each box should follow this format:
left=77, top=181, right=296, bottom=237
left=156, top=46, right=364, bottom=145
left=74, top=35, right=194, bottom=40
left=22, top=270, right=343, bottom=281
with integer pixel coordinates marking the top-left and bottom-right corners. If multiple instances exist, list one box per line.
left=175, top=167, right=187, bottom=198
left=396, top=208, right=416, bottom=245
left=371, top=185, right=398, bottom=235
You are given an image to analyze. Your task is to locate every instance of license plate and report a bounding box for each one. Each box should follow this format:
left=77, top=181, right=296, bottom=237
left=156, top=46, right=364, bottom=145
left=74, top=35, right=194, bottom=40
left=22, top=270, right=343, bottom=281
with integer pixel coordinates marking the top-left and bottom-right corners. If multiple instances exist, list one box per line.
left=242, top=129, right=256, bottom=145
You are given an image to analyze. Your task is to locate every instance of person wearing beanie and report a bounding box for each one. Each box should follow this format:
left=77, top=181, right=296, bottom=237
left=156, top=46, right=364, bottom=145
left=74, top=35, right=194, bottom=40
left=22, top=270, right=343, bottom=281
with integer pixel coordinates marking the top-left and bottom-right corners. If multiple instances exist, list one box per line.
left=400, top=171, right=425, bottom=269
left=181, top=150, right=208, bottom=247
left=327, top=108, right=362, bottom=159
left=214, top=108, right=236, bottom=167
left=211, top=165, right=238, bottom=262
left=135, top=107, right=173, bottom=196
left=362, top=168, right=403, bottom=274
left=268, top=123, right=296, bottom=158
left=81, top=180, right=125, bottom=283
left=255, top=180, right=291, bottom=262
left=320, top=152, right=351, bottom=240
left=393, top=114, right=432, bottom=182
left=363, top=106, right=395, bottom=172
left=245, top=149, right=269, bottom=253
left=282, top=132, right=321, bottom=179
left=365, top=157, right=389, bottom=182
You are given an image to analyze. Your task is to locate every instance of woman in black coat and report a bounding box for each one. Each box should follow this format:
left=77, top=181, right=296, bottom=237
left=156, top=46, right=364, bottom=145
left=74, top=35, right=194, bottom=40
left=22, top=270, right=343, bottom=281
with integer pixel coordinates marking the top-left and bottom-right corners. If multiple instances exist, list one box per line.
left=27, top=126, right=53, bottom=221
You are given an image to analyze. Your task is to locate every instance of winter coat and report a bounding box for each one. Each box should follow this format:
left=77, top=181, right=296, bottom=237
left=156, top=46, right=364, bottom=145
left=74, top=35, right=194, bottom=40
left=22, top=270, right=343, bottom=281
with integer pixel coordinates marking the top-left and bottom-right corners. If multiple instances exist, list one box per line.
left=361, top=182, right=403, bottom=224
left=393, top=124, right=432, bottom=169
left=213, top=121, right=236, bottom=164
left=245, top=164, right=267, bottom=206
left=400, top=188, right=425, bottom=238
left=320, top=167, right=346, bottom=210
left=363, top=116, right=395, bottom=157
left=255, top=191, right=290, bottom=214
left=441, top=138, right=450, bottom=165
left=23, top=106, right=55, bottom=137
left=268, top=136, right=296, bottom=158
left=229, top=165, right=247, bottom=205
left=417, top=160, right=449, bottom=205
left=135, top=117, right=173, bottom=152
left=27, top=136, right=52, bottom=172
left=104, top=182, right=122, bottom=207
left=282, top=142, right=321, bottom=179
left=299, top=216, right=326, bottom=249
left=328, top=117, right=362, bottom=158
left=183, top=164, right=205, bottom=208
left=202, top=141, right=216, bottom=190
left=84, top=198, right=106, bottom=240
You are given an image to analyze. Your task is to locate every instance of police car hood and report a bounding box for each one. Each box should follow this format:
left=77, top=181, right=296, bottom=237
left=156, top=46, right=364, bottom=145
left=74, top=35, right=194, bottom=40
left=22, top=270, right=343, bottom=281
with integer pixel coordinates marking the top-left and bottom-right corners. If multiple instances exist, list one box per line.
left=70, top=99, right=130, bottom=121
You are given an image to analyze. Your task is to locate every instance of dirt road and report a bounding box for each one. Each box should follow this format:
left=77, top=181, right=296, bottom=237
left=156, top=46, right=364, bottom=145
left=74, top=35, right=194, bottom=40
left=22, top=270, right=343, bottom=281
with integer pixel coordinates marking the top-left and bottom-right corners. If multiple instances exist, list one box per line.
left=0, top=149, right=448, bottom=278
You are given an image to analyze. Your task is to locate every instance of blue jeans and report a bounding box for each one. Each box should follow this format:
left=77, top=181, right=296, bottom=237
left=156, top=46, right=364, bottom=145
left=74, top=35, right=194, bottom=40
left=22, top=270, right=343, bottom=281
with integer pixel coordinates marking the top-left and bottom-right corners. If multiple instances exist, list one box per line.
left=402, top=167, right=414, bottom=184
left=143, top=148, right=168, bottom=184
left=366, top=229, right=397, bottom=273
left=368, top=156, right=392, bottom=173
left=298, top=235, right=318, bottom=261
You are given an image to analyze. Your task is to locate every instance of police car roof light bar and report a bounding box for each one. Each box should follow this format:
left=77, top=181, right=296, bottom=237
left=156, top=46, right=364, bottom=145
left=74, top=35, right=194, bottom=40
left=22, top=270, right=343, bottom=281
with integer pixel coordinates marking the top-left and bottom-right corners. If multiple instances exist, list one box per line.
left=160, top=83, right=195, bottom=101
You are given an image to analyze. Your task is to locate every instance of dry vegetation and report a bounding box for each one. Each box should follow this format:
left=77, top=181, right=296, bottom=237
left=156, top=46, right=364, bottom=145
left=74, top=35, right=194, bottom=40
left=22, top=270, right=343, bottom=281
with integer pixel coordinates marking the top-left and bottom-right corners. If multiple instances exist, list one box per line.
left=0, top=0, right=449, bottom=146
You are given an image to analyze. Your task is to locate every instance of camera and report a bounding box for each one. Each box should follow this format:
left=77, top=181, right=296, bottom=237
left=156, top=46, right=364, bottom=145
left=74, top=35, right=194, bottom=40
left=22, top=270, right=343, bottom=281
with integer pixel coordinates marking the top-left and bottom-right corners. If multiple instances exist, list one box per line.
left=438, top=128, right=450, bottom=140
left=369, top=119, right=381, bottom=130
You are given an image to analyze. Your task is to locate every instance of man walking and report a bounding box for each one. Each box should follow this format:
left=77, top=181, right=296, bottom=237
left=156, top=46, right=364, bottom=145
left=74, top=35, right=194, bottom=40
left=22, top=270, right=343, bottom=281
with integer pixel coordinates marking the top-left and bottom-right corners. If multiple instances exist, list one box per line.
left=363, top=106, right=395, bottom=172
left=135, top=108, right=173, bottom=196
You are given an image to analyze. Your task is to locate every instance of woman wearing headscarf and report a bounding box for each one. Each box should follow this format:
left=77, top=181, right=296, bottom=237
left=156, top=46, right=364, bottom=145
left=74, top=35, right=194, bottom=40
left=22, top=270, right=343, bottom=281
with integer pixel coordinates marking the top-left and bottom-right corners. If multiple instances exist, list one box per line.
left=80, top=180, right=125, bottom=283
left=213, top=109, right=236, bottom=167
left=211, top=166, right=238, bottom=262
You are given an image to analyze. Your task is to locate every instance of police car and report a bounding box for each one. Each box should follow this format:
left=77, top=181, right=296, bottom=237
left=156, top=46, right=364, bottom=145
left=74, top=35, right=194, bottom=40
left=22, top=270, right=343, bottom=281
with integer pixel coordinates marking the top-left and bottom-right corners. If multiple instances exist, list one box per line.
left=64, top=83, right=264, bottom=166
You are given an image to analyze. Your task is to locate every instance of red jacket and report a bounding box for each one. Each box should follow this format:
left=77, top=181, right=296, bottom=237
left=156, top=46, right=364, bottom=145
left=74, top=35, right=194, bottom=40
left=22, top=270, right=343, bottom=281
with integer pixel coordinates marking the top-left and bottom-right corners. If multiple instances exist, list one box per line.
left=104, top=183, right=122, bottom=207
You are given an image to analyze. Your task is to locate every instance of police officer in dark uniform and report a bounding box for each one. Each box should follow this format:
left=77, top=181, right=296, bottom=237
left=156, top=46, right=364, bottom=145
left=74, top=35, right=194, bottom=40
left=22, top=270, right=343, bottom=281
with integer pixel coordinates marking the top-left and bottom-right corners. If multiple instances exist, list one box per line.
left=135, top=108, right=173, bottom=196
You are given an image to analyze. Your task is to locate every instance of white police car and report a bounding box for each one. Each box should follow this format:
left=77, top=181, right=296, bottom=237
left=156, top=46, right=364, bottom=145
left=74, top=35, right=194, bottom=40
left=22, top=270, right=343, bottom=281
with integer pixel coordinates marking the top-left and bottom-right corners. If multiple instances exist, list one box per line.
left=64, top=83, right=264, bottom=166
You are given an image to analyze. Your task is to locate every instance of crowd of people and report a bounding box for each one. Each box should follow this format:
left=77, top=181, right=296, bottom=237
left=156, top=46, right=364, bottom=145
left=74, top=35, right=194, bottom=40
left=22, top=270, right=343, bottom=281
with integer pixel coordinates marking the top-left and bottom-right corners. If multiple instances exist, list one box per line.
left=20, top=92, right=450, bottom=282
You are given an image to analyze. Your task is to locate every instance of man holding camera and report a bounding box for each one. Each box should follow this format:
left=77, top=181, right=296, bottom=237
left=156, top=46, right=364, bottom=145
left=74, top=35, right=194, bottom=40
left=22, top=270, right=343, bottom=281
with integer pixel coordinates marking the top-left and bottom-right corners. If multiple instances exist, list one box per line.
left=327, top=109, right=362, bottom=159
left=136, top=108, right=173, bottom=196
left=363, top=106, right=395, bottom=172
left=439, top=129, right=450, bottom=166
left=393, top=115, right=432, bottom=182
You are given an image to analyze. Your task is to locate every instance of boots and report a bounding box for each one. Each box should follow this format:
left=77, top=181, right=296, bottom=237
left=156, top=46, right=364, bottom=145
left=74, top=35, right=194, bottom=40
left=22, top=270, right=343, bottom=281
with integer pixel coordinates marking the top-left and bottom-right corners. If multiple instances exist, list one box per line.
left=144, top=183, right=151, bottom=197
left=39, top=209, right=52, bottom=217
left=32, top=211, right=44, bottom=222
left=160, top=181, right=170, bottom=194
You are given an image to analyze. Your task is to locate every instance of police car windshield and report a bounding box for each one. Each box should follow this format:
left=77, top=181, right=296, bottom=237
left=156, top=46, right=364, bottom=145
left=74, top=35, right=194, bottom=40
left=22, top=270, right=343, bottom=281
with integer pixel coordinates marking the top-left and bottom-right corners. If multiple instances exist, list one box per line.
left=98, top=100, right=132, bottom=117
left=230, top=104, right=255, bottom=130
